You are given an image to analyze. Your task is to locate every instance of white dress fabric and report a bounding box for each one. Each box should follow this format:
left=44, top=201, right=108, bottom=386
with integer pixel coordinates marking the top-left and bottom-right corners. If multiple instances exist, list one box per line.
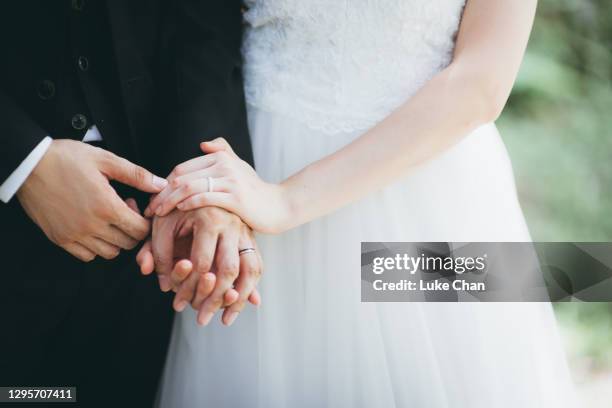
left=158, top=1, right=576, bottom=407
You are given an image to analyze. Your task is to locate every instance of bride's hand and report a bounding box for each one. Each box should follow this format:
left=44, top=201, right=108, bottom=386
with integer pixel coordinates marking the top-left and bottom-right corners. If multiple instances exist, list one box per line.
left=145, top=138, right=293, bottom=234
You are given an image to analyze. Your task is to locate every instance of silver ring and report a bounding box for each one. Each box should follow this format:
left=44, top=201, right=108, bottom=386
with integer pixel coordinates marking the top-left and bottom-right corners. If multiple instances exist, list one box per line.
left=239, top=248, right=256, bottom=256
left=207, top=176, right=214, bottom=193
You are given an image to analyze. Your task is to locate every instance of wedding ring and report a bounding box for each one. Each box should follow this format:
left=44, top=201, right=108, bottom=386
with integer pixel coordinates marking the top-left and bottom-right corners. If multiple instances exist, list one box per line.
left=239, top=248, right=256, bottom=256
left=207, top=176, right=215, bottom=193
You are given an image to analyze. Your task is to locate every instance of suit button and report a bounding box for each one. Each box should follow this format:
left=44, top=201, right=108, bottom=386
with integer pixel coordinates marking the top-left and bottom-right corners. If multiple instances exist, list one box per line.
left=77, top=56, right=89, bottom=71
left=37, top=80, right=56, bottom=100
left=72, top=0, right=85, bottom=11
left=71, top=114, right=88, bottom=130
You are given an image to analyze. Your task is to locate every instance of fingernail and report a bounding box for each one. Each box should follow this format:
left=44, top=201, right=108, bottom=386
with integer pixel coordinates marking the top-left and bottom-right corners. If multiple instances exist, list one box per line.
left=153, top=176, right=168, bottom=189
left=159, top=277, right=171, bottom=292
left=198, top=312, right=214, bottom=326
left=155, top=206, right=164, bottom=216
left=175, top=300, right=188, bottom=312
left=177, top=203, right=184, bottom=210
left=225, top=312, right=239, bottom=326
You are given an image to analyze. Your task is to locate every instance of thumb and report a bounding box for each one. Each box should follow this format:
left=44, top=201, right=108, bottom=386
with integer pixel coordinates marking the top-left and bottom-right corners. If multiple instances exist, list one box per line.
left=136, top=239, right=154, bottom=275
left=101, top=152, right=167, bottom=193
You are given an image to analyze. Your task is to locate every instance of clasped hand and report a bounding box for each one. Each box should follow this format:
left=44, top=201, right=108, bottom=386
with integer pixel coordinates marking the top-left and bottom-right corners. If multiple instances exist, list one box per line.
left=146, top=138, right=293, bottom=234
left=17, top=139, right=167, bottom=261
left=137, top=205, right=262, bottom=327
left=17, top=139, right=263, bottom=327
left=136, top=137, right=298, bottom=327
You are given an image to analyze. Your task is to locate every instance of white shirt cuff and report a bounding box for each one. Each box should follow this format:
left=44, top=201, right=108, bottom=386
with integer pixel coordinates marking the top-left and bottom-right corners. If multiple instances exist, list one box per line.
left=0, top=127, right=103, bottom=204
left=0, top=136, right=53, bottom=203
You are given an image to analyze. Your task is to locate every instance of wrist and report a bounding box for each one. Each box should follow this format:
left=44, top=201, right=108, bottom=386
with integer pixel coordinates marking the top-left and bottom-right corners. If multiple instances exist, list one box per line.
left=18, top=139, right=56, bottom=195
left=277, top=179, right=304, bottom=233
left=6, top=137, right=53, bottom=204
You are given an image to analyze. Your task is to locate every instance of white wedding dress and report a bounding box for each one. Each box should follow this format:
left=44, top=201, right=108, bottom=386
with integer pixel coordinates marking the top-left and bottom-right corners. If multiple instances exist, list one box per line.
left=158, top=1, right=576, bottom=407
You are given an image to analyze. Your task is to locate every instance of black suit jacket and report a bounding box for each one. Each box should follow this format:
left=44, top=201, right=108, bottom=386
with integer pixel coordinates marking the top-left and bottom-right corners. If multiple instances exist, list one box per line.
left=0, top=1, right=251, bottom=404
left=0, top=0, right=251, bottom=178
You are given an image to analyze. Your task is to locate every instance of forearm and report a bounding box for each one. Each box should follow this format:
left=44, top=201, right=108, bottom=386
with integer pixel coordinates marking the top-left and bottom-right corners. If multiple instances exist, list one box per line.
left=281, top=65, right=499, bottom=229
left=280, top=0, right=536, bottom=231
left=147, top=0, right=536, bottom=234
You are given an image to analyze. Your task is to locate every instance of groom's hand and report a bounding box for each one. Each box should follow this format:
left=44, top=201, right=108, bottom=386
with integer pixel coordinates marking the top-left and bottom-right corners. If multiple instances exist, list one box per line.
left=138, top=206, right=262, bottom=326
left=16, top=139, right=167, bottom=261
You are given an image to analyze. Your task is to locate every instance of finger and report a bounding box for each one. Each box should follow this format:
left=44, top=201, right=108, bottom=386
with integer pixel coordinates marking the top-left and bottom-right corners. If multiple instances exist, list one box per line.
left=111, top=196, right=151, bottom=241
left=187, top=226, right=218, bottom=311
left=176, top=192, right=238, bottom=214
left=191, top=272, right=216, bottom=310
left=155, top=179, right=209, bottom=217
left=151, top=225, right=176, bottom=291
left=99, top=150, right=167, bottom=193
left=158, top=275, right=171, bottom=292
left=82, top=237, right=121, bottom=260
left=200, top=138, right=236, bottom=156
left=221, top=279, right=248, bottom=326
left=248, top=288, right=262, bottom=306
left=170, top=258, right=193, bottom=289
left=168, top=155, right=217, bottom=181
left=197, top=230, right=240, bottom=326
left=223, top=288, right=239, bottom=307
left=156, top=178, right=232, bottom=217
left=145, top=185, right=176, bottom=217
left=171, top=166, right=224, bottom=187
left=64, top=242, right=96, bottom=262
left=222, top=246, right=262, bottom=326
left=147, top=167, right=224, bottom=216
left=98, top=225, right=138, bottom=250
left=250, top=242, right=264, bottom=306
left=171, top=259, right=195, bottom=312
left=144, top=194, right=159, bottom=217
left=246, top=237, right=264, bottom=306
left=190, top=227, right=217, bottom=278
left=136, top=240, right=154, bottom=275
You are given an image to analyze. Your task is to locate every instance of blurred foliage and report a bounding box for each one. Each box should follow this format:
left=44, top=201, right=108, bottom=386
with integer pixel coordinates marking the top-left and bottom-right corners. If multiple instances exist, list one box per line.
left=555, top=302, right=612, bottom=374
left=499, top=0, right=612, bottom=241
left=497, top=0, right=612, bottom=382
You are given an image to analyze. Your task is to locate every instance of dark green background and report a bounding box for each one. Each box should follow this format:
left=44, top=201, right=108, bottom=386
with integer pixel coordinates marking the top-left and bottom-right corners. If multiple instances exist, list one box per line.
left=498, top=0, right=612, bottom=403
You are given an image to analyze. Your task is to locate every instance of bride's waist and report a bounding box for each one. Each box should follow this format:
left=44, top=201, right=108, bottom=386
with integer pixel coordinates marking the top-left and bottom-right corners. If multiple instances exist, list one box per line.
left=243, top=73, right=433, bottom=135
left=244, top=90, right=390, bottom=134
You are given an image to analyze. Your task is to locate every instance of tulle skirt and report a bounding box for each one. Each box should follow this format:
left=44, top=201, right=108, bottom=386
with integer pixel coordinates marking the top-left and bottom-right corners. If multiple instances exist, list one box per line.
left=157, top=105, right=576, bottom=407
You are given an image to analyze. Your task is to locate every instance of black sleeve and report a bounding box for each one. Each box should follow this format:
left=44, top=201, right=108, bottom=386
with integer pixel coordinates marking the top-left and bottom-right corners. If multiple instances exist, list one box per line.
left=0, top=90, right=48, bottom=184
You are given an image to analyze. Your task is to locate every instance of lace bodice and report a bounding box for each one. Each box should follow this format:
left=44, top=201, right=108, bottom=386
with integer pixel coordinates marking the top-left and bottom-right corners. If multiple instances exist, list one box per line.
left=242, top=0, right=466, bottom=134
